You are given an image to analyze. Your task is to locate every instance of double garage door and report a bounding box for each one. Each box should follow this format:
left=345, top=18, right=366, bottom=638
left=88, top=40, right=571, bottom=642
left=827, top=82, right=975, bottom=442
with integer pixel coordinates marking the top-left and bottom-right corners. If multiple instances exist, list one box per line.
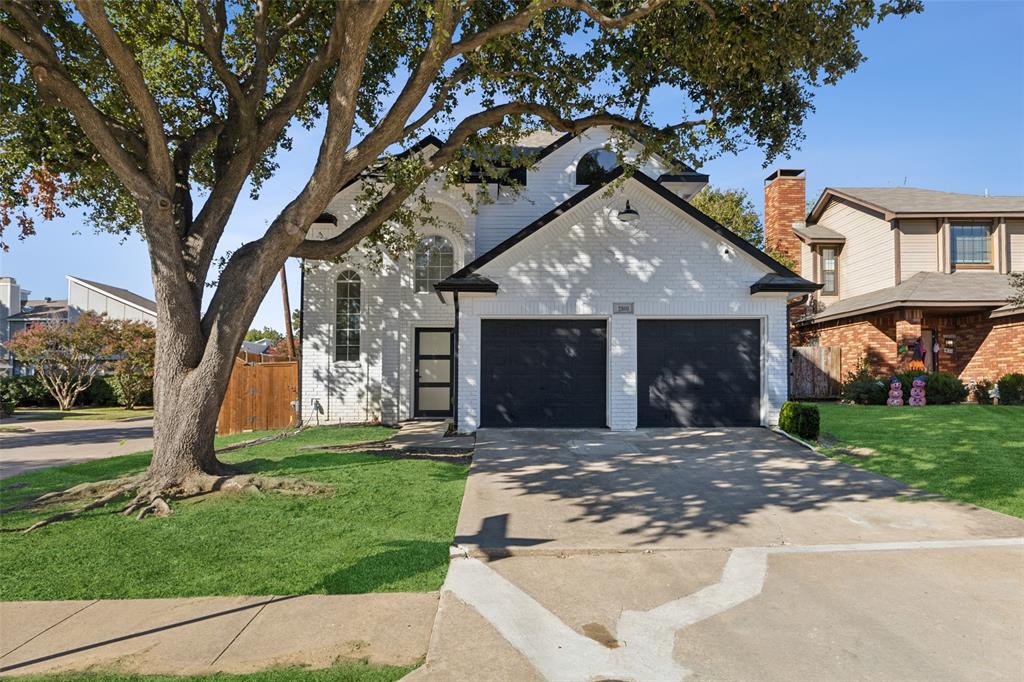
left=480, top=319, right=761, bottom=428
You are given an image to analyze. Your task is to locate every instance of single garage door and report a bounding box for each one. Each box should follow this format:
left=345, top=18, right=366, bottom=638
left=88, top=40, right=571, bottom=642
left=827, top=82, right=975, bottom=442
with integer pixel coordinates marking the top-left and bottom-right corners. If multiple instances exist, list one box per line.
left=480, top=319, right=606, bottom=427
left=637, top=319, right=761, bottom=427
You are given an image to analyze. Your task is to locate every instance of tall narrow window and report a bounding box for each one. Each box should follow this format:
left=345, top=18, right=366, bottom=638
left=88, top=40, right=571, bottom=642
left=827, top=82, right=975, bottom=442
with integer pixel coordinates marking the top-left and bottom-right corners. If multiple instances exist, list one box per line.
left=335, top=270, right=361, bottom=362
left=414, top=236, right=454, bottom=293
left=951, top=223, right=992, bottom=266
left=821, top=247, right=838, bottom=295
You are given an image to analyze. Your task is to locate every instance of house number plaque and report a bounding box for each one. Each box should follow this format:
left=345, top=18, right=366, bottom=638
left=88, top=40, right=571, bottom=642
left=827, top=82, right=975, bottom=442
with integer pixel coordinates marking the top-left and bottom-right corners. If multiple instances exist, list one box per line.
left=613, top=302, right=634, bottom=314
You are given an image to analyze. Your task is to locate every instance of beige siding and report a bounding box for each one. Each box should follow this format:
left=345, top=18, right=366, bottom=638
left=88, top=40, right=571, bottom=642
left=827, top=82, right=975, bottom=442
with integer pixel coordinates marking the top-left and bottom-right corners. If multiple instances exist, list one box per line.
left=1009, top=220, right=1024, bottom=272
left=899, top=219, right=939, bottom=279
left=817, top=199, right=896, bottom=299
left=800, top=242, right=813, bottom=280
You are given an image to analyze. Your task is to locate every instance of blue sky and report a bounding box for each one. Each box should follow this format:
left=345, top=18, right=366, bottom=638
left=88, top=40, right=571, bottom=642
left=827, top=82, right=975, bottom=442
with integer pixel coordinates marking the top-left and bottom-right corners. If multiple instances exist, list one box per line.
left=2, top=0, right=1022, bottom=331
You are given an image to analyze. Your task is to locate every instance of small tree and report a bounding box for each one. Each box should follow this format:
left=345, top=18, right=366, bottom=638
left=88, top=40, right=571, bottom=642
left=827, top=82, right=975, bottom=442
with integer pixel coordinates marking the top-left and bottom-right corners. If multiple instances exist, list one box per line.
left=6, top=314, right=111, bottom=410
left=107, top=320, right=156, bottom=409
left=690, top=186, right=762, bottom=244
left=244, top=326, right=285, bottom=345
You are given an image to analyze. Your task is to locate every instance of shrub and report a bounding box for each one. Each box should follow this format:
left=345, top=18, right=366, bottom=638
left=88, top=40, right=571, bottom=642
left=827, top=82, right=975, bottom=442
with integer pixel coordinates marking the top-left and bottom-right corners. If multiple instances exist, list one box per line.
left=779, top=401, right=820, bottom=440
left=80, top=376, right=119, bottom=407
left=841, top=368, right=887, bottom=405
left=0, top=375, right=56, bottom=407
left=998, top=373, right=1024, bottom=405
left=0, top=400, right=14, bottom=417
left=923, top=372, right=968, bottom=405
left=971, top=380, right=995, bottom=405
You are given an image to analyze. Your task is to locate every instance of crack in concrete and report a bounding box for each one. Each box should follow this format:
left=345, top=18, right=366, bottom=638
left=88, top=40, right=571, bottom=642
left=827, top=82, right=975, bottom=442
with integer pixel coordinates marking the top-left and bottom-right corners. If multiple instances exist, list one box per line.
left=0, top=600, right=98, bottom=660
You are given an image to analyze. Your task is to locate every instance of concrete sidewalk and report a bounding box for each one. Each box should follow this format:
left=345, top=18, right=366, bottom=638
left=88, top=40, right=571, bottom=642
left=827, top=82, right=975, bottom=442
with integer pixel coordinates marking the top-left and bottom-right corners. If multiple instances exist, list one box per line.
left=0, top=593, right=436, bottom=677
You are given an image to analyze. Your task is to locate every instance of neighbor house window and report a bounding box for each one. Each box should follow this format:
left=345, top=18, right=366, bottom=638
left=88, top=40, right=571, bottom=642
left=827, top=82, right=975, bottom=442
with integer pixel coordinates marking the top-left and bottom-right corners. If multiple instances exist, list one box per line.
left=414, top=236, right=454, bottom=293
left=951, top=223, right=992, bottom=266
left=335, top=270, right=361, bottom=362
left=821, top=247, right=838, bottom=295
left=575, top=148, right=617, bottom=185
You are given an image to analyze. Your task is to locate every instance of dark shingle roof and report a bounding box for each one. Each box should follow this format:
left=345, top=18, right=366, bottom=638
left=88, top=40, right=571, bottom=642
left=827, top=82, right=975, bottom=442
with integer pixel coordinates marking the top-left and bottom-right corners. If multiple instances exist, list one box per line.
left=7, top=299, right=69, bottom=321
left=70, top=277, right=156, bottom=314
left=804, top=271, right=1013, bottom=323
left=827, top=187, right=1024, bottom=216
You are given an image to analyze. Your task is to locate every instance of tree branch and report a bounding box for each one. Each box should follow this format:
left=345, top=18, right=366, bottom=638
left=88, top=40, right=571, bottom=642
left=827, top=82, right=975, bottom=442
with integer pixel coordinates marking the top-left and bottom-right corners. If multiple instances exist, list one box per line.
left=294, top=102, right=709, bottom=260
left=449, top=0, right=678, bottom=56
left=75, top=0, right=174, bottom=192
left=0, top=3, right=158, bottom=203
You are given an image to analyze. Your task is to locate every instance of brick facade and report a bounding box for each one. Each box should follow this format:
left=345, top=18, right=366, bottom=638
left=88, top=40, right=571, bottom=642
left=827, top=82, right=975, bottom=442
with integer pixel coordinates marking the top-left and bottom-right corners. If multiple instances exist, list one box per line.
left=796, top=309, right=1024, bottom=385
left=764, top=170, right=806, bottom=267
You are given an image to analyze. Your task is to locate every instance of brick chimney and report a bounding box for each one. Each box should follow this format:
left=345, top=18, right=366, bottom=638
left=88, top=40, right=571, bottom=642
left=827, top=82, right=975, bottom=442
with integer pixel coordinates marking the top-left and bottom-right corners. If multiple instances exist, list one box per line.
left=764, top=169, right=806, bottom=267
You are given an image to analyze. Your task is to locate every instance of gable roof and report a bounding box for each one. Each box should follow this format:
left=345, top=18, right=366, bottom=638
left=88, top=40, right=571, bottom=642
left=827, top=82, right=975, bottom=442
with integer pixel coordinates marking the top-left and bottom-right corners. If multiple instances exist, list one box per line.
left=67, top=276, right=157, bottom=315
left=437, top=168, right=814, bottom=293
left=799, top=271, right=1013, bottom=324
left=809, top=187, right=1024, bottom=222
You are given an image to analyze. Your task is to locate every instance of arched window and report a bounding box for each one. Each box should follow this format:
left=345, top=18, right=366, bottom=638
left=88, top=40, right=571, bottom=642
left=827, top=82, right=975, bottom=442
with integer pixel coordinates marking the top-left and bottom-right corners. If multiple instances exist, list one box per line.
left=414, top=236, right=455, bottom=293
left=335, top=270, right=361, bottom=362
left=575, top=148, right=618, bottom=185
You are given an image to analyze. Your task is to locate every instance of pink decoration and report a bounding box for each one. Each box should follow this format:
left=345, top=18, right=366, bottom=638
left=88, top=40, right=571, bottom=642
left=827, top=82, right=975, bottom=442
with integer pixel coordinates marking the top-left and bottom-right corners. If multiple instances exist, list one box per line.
left=887, top=377, right=904, bottom=407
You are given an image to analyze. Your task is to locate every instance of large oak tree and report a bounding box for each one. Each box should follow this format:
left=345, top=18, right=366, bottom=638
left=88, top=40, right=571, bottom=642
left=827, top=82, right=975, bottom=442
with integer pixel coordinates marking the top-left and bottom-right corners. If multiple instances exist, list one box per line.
left=1, top=0, right=918, bottom=521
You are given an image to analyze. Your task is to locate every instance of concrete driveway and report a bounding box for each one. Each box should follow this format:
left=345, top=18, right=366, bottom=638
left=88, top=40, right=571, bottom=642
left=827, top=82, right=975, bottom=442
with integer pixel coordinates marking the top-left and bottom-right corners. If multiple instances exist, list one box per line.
left=410, top=428, right=1024, bottom=682
left=0, top=417, right=153, bottom=479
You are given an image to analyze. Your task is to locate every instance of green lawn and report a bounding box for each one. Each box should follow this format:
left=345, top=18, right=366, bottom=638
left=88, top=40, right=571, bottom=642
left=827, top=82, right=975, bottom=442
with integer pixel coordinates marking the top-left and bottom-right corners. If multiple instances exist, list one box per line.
left=816, top=403, right=1024, bottom=518
left=13, top=406, right=155, bottom=421
left=0, top=425, right=468, bottom=601
left=7, top=662, right=413, bottom=682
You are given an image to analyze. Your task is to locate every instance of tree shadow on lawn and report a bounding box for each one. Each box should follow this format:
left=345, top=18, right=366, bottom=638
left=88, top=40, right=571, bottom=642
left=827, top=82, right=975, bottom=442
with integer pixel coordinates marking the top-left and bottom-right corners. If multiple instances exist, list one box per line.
left=311, top=539, right=452, bottom=594
left=238, top=451, right=468, bottom=483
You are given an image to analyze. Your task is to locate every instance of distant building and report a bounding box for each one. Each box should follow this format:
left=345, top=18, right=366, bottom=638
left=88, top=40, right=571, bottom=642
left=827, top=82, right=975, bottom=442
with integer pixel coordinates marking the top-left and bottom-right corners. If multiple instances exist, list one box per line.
left=0, top=275, right=157, bottom=376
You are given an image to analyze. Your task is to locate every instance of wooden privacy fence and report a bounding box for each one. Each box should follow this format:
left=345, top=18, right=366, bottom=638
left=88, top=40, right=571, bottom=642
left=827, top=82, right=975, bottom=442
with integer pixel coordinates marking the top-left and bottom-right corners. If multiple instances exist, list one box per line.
left=790, top=346, right=842, bottom=399
left=217, top=356, right=298, bottom=435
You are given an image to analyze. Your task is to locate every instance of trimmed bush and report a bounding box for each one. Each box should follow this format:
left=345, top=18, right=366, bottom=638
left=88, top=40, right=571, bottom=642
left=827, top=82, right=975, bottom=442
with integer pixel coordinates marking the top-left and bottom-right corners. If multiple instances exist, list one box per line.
left=0, top=375, right=55, bottom=407
left=923, top=372, right=968, bottom=405
left=79, top=376, right=119, bottom=407
left=841, top=369, right=887, bottom=405
left=971, top=380, right=995, bottom=405
left=998, top=373, right=1024, bottom=405
left=779, top=401, right=820, bottom=440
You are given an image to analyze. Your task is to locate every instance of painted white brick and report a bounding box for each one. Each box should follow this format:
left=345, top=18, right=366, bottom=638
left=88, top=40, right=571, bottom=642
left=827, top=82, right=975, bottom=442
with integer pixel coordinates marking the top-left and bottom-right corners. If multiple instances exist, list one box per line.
left=302, top=128, right=791, bottom=432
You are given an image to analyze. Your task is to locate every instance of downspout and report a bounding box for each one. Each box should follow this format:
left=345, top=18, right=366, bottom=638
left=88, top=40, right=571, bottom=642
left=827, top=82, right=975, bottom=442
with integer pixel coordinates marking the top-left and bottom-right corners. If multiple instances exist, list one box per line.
left=451, top=291, right=460, bottom=431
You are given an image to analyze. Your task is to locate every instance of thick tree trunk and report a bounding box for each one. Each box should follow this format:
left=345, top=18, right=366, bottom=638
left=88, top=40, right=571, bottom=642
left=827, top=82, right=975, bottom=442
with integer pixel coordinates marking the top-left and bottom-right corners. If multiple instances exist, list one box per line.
left=147, top=362, right=234, bottom=485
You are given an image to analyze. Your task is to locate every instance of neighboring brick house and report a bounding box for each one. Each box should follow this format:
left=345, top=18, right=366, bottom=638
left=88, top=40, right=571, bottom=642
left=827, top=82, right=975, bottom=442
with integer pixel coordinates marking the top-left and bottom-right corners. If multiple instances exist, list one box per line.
left=300, top=128, right=816, bottom=431
left=764, top=169, right=1024, bottom=385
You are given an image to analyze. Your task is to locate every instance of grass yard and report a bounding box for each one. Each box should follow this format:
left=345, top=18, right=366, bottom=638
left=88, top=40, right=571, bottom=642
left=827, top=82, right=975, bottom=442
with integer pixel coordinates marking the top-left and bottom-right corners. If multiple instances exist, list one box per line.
left=6, top=662, right=413, bottom=682
left=816, top=403, right=1024, bottom=518
left=0, top=425, right=468, bottom=601
left=12, top=406, right=156, bottom=421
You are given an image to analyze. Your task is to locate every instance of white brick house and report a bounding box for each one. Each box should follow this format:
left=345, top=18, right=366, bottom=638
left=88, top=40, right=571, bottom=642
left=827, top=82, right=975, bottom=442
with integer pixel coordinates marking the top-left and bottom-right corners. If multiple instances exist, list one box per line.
left=300, top=128, right=816, bottom=431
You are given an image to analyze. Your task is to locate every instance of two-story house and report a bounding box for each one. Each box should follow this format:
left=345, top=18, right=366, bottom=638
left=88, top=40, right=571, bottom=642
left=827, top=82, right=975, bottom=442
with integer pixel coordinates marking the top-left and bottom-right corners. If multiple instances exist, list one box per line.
left=765, top=169, right=1023, bottom=383
left=299, top=128, right=817, bottom=432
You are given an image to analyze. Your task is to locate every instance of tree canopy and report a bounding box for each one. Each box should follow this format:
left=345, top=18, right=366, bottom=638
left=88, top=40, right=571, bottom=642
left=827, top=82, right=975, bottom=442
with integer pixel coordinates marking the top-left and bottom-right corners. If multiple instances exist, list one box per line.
left=690, top=186, right=762, bottom=245
left=0, top=0, right=922, bottom=523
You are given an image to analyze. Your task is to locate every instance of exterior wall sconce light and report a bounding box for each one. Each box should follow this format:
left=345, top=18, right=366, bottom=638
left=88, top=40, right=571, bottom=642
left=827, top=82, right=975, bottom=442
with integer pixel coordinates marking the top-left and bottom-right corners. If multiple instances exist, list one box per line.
left=617, top=200, right=639, bottom=223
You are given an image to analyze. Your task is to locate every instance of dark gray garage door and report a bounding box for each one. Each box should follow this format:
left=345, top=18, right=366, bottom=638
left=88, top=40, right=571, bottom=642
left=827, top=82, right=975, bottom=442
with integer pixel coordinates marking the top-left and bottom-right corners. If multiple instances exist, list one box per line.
left=480, top=319, right=606, bottom=427
left=637, top=319, right=761, bottom=427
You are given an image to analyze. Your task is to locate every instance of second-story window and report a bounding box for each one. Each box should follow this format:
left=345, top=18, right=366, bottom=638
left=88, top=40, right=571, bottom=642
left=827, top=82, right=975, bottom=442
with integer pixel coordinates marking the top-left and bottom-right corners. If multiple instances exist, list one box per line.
left=821, top=247, right=838, bottom=295
left=414, top=236, right=455, bottom=293
left=951, top=223, right=992, bottom=266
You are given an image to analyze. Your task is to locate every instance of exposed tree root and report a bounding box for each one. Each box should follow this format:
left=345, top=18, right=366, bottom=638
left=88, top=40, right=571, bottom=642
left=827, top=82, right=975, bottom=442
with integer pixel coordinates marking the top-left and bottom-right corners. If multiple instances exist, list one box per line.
left=2, top=472, right=333, bottom=533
